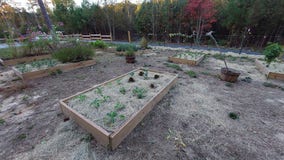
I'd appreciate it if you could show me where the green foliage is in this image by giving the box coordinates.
[125,48,135,56]
[106,111,118,124]
[95,87,103,95]
[263,43,283,65]
[229,112,239,120]
[119,87,126,95]
[140,37,148,49]
[90,98,102,108]
[114,102,126,111]
[15,59,59,73]
[23,38,53,56]
[186,70,197,78]
[164,63,183,71]
[52,45,94,63]
[90,40,107,49]
[76,94,87,102]
[116,44,138,52]
[0,119,5,125]
[263,82,278,88]
[132,87,147,99]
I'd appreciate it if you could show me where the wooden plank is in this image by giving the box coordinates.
[255,59,284,80]
[13,59,96,80]
[60,101,110,146]
[168,54,205,66]
[110,74,178,149]
[0,54,51,66]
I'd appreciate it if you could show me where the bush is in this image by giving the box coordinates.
[140,37,148,49]
[125,48,135,56]
[263,42,283,66]
[116,44,138,52]
[52,45,94,63]
[90,40,107,49]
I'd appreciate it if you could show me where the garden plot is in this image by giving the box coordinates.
[0,54,51,66]
[168,52,205,66]
[255,59,284,80]
[60,68,178,149]
[12,58,96,80]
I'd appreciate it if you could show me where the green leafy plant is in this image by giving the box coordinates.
[0,118,5,125]
[102,95,110,102]
[90,98,102,108]
[17,133,27,140]
[90,40,107,49]
[132,87,147,99]
[119,87,126,94]
[116,44,138,52]
[76,94,87,102]
[95,87,103,95]
[52,45,94,63]
[263,43,283,66]
[186,70,197,78]
[114,102,126,111]
[125,48,135,56]
[106,111,118,124]
[143,69,149,79]
[229,112,239,120]
[119,115,125,120]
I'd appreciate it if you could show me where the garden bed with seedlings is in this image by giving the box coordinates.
[255,59,284,80]
[0,54,52,66]
[12,58,96,80]
[59,68,178,149]
[168,51,205,66]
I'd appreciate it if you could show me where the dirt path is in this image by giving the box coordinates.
[1,48,284,160]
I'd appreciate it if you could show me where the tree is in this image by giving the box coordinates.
[184,0,217,45]
[38,0,53,31]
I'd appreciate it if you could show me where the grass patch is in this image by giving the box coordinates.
[185,70,197,78]
[229,112,239,120]
[0,118,5,125]
[164,63,183,71]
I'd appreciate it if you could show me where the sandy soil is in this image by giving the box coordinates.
[0,47,284,160]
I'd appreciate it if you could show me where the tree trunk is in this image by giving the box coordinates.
[38,0,52,32]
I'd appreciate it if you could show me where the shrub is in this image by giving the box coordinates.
[52,45,94,63]
[116,44,138,52]
[125,48,135,56]
[140,37,148,49]
[263,42,283,66]
[90,40,107,49]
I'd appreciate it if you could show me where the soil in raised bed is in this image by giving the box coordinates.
[258,59,284,73]
[173,52,204,60]
[66,69,175,132]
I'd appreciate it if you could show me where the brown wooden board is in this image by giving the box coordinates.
[12,59,96,81]
[168,54,205,66]
[255,59,284,81]
[0,54,51,66]
[59,68,178,149]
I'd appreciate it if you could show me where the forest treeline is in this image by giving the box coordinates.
[0,0,283,48]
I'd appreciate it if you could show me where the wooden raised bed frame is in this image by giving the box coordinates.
[255,59,284,81]
[59,68,178,149]
[0,54,51,66]
[12,59,96,80]
[168,54,205,66]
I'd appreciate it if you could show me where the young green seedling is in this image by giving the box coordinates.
[143,69,149,80]
[119,87,126,95]
[102,95,110,102]
[76,94,87,102]
[114,102,126,111]
[95,87,103,95]
[132,87,147,99]
[106,111,117,124]
[90,98,102,108]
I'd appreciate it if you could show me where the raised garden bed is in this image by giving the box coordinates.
[168,52,205,66]
[12,58,96,80]
[59,68,178,149]
[0,54,51,66]
[255,59,284,80]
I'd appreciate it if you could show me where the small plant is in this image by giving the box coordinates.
[125,48,135,57]
[154,74,160,79]
[139,71,144,76]
[263,42,283,66]
[132,87,147,99]
[150,83,155,89]
[119,115,125,120]
[129,72,134,77]
[106,111,118,124]
[241,77,252,83]
[95,87,103,95]
[119,87,126,94]
[229,112,239,120]
[90,98,102,108]
[143,69,149,79]
[90,40,107,49]
[263,82,278,88]
[76,94,87,102]
[186,70,197,78]
[116,79,122,85]
[128,77,135,83]
[80,134,93,142]
[114,102,126,111]
[140,37,148,49]
[164,63,183,71]
[102,95,110,102]
[0,118,5,125]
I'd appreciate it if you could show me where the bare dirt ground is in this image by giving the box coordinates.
[1,47,284,160]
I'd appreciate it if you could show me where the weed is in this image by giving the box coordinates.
[225,82,233,87]
[80,134,93,142]
[22,95,29,101]
[116,79,122,85]
[164,63,183,71]
[114,102,126,111]
[186,70,197,78]
[0,119,5,125]
[229,112,239,120]
[17,133,27,140]
[133,87,147,99]
[102,95,110,102]
[119,87,126,95]
[129,72,134,77]
[76,94,87,102]
[143,69,149,79]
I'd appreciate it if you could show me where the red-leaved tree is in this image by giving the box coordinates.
[185,0,216,45]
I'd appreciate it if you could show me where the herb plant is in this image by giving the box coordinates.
[132,87,147,99]
[76,94,87,102]
[114,102,126,111]
[106,111,118,124]
[119,87,126,94]
[90,98,102,108]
